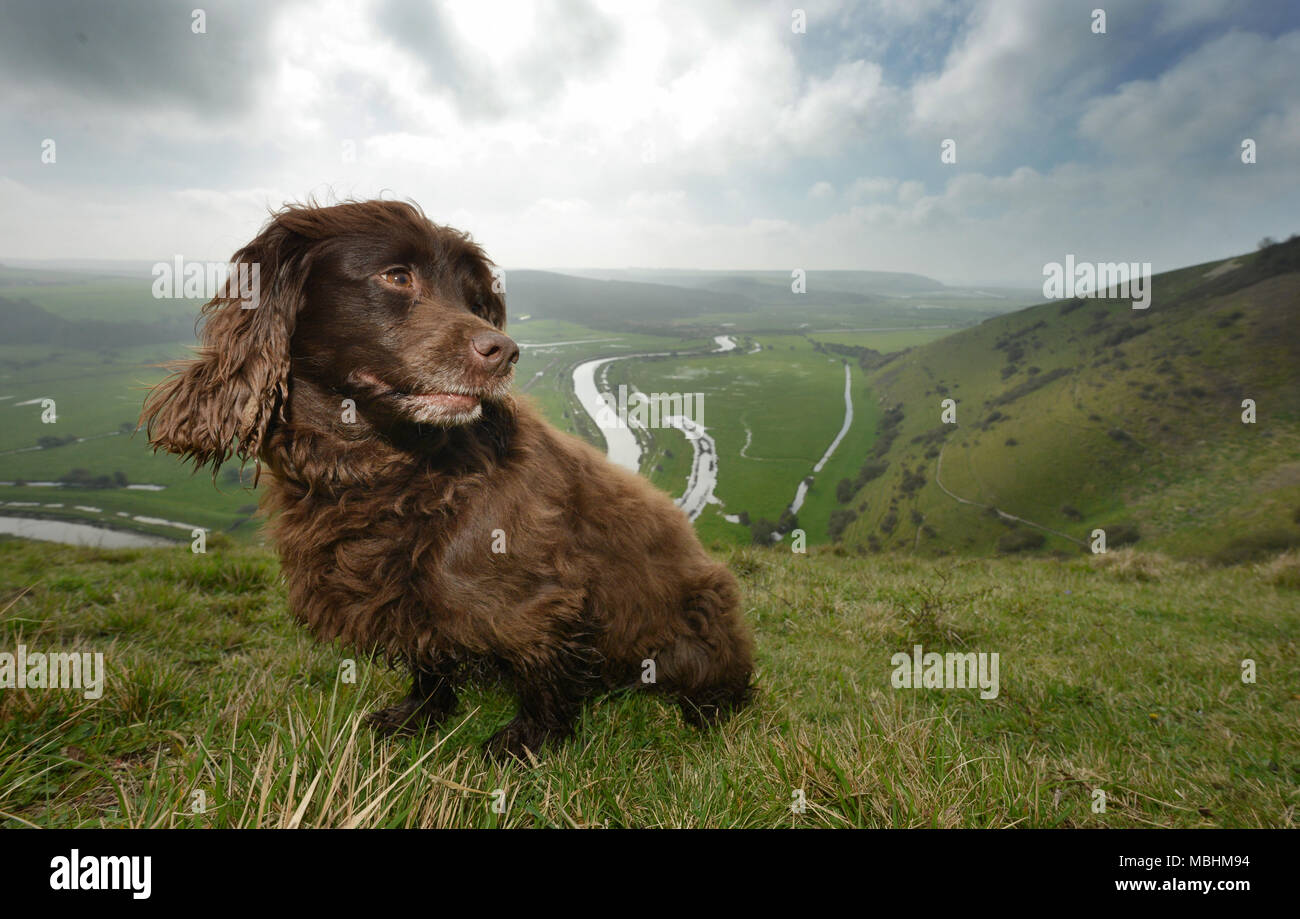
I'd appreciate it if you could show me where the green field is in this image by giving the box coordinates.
[0,343,258,539]
[606,335,881,546]
[2,538,1294,827]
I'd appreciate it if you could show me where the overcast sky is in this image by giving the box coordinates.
[1,0,1297,285]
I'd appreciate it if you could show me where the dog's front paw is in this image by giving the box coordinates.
[365,699,445,736]
[484,718,554,761]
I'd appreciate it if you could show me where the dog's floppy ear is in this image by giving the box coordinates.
[457,236,508,331]
[141,217,311,475]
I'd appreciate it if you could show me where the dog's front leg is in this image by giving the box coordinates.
[366,664,460,736]
[484,684,580,760]
[486,642,600,760]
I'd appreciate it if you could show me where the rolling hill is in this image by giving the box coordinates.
[506,269,753,325]
[827,237,1300,562]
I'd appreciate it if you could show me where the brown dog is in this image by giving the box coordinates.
[142,199,754,758]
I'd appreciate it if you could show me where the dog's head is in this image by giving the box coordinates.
[141,199,517,473]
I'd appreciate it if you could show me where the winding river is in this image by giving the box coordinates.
[0,516,174,548]
[571,337,735,520]
[571,356,647,472]
[570,337,855,526]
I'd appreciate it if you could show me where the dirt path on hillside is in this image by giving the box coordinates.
[935,445,1087,547]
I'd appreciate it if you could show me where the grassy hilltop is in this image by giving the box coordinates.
[829,238,1300,561]
[1,537,1296,828]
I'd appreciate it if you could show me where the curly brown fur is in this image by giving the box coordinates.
[142,199,755,760]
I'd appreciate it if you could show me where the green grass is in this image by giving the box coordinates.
[2,537,1295,828]
[0,343,260,540]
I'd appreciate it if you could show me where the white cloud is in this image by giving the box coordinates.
[908,0,1117,157]
[897,180,927,204]
[1078,30,1300,165]
[848,176,899,199]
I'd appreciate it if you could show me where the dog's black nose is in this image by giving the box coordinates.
[470,331,520,373]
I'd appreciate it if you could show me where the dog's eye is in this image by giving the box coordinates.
[379,268,414,289]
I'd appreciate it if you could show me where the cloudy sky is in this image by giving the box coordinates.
[1,0,1297,284]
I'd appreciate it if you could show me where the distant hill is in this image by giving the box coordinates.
[505,269,754,325]
[827,237,1300,562]
[0,294,194,347]
[0,259,159,281]
[561,267,949,297]
[507,268,1035,332]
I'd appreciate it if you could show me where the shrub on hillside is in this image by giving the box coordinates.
[836,461,889,503]
[750,508,800,546]
[748,518,779,545]
[59,468,117,489]
[827,509,858,542]
[869,406,906,460]
[989,367,1070,407]
[1213,529,1300,565]
[1105,523,1141,548]
[899,467,927,496]
[997,528,1046,553]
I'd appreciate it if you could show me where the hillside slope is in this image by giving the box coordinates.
[830,238,1300,561]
